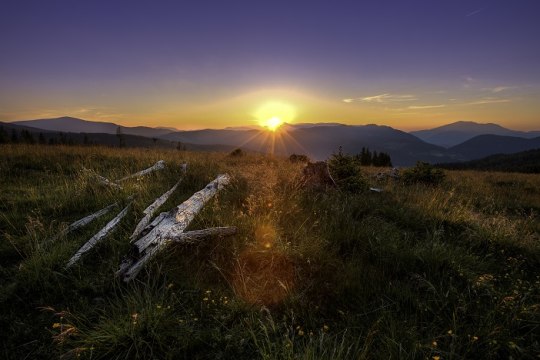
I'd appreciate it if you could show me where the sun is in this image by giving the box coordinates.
[263,116,284,131]
[254,101,295,131]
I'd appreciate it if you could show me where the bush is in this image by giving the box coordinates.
[229,148,244,157]
[401,161,445,185]
[289,154,310,163]
[328,147,368,192]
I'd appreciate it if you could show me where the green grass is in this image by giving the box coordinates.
[1,144,539,359]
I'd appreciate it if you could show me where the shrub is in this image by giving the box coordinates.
[289,154,310,163]
[401,161,445,185]
[328,147,368,192]
[229,148,244,157]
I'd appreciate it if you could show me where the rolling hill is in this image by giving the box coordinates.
[12,116,175,138]
[0,121,233,152]
[411,121,540,148]
[161,124,451,165]
[437,148,540,173]
[448,134,540,160]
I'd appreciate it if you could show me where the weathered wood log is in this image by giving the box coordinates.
[51,202,118,242]
[119,174,231,282]
[168,226,237,244]
[66,201,132,268]
[130,178,183,242]
[83,167,123,189]
[117,160,166,182]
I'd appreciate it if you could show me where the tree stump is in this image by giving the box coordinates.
[301,161,337,189]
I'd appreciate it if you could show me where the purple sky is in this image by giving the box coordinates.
[1,0,539,130]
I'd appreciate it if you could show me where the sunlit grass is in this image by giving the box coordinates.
[0,144,539,359]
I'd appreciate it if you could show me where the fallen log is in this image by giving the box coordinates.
[168,226,237,244]
[119,174,231,281]
[117,160,166,182]
[52,202,118,242]
[130,177,184,242]
[66,200,132,268]
[83,167,123,189]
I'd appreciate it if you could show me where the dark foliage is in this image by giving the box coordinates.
[328,147,368,192]
[402,161,446,185]
[437,148,540,174]
[289,154,310,163]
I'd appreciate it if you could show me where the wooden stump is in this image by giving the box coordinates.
[301,161,336,189]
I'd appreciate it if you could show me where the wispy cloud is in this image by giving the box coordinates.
[466,97,512,105]
[343,93,417,103]
[482,86,517,93]
[466,8,485,17]
[408,104,446,109]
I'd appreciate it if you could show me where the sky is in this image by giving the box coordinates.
[1,0,539,131]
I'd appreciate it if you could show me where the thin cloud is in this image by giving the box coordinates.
[482,86,517,93]
[343,93,417,103]
[466,8,485,17]
[466,98,512,105]
[408,104,446,109]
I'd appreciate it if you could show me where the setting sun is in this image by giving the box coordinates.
[254,101,295,131]
[263,116,283,131]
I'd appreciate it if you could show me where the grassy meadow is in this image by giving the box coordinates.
[0,144,539,359]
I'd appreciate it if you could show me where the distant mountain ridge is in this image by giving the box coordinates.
[12,116,175,138]
[437,148,540,173]
[448,134,540,160]
[411,121,540,148]
[5,116,540,166]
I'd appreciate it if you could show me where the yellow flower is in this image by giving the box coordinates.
[432,356,441,360]
[52,323,61,329]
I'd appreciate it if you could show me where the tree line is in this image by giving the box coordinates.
[355,147,392,167]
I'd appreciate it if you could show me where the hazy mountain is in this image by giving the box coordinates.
[437,148,540,173]
[12,117,174,138]
[161,124,451,166]
[0,121,233,152]
[411,121,540,148]
[448,134,540,160]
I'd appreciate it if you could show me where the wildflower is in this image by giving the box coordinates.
[323,324,329,332]
[432,340,438,347]
[203,297,209,301]
[298,329,304,336]
[52,323,61,329]
[447,330,453,335]
[472,336,479,341]
[433,356,441,360]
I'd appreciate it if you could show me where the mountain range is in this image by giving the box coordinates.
[411,121,540,148]
[2,117,540,166]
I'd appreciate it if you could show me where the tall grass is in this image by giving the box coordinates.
[1,144,538,359]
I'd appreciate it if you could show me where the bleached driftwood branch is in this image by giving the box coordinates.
[130,178,183,242]
[66,201,132,268]
[83,167,123,189]
[51,202,118,242]
[117,160,166,182]
[168,226,237,244]
[119,174,231,282]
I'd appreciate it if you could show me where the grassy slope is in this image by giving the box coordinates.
[0,144,539,359]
